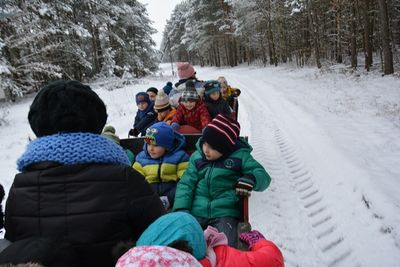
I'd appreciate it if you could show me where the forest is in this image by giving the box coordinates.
[0,0,158,98]
[161,0,399,74]
[1,0,399,100]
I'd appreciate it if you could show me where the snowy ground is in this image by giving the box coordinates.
[1,63,400,266]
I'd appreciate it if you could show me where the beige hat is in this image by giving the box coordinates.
[154,89,171,112]
[217,76,228,87]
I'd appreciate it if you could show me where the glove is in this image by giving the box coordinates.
[171,122,180,132]
[160,196,170,210]
[128,128,140,137]
[235,177,255,196]
[234,89,241,96]
[239,230,265,248]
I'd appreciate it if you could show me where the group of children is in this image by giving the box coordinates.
[130,62,241,137]
[126,62,271,249]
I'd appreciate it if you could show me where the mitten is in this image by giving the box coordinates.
[171,122,180,132]
[239,230,265,248]
[128,128,139,137]
[235,177,255,196]
[160,196,170,210]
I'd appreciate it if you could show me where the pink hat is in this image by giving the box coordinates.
[177,62,196,79]
[116,245,202,267]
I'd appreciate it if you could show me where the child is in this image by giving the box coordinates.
[203,80,232,119]
[154,89,176,125]
[146,87,158,102]
[169,62,205,107]
[116,212,284,267]
[102,125,135,165]
[173,114,271,246]
[200,226,284,267]
[172,80,211,133]
[133,122,189,210]
[217,76,241,108]
[129,92,156,137]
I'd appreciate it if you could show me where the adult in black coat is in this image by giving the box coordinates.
[4,80,165,267]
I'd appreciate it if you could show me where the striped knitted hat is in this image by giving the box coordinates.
[202,114,240,154]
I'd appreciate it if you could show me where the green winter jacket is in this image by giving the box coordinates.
[173,138,271,219]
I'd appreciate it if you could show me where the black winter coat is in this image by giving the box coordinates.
[204,95,232,119]
[5,162,165,267]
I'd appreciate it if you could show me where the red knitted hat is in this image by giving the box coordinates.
[202,114,240,154]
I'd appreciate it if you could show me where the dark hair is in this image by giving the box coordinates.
[168,240,193,255]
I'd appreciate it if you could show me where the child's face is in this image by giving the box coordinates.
[137,102,148,111]
[147,144,167,159]
[220,84,227,94]
[182,100,196,110]
[147,92,157,102]
[209,92,220,101]
[202,142,223,161]
[156,109,169,120]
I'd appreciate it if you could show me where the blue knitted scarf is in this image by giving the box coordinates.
[17,132,130,171]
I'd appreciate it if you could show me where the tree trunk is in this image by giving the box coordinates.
[351,1,358,69]
[363,0,373,70]
[307,0,322,68]
[377,0,394,74]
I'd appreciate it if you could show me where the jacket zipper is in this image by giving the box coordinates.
[207,162,214,218]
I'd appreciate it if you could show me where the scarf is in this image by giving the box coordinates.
[17,132,130,171]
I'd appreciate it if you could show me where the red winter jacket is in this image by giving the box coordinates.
[199,240,284,267]
[172,99,211,131]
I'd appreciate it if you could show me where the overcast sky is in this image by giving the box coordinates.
[139,0,183,49]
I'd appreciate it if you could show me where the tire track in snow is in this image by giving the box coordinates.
[226,75,359,266]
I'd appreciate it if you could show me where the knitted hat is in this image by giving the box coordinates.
[217,76,228,87]
[163,82,173,95]
[136,92,151,105]
[144,122,175,150]
[154,89,171,113]
[28,80,107,137]
[146,87,158,95]
[177,62,196,80]
[116,246,202,267]
[181,80,199,102]
[204,80,221,96]
[136,212,206,260]
[101,125,120,144]
[202,114,240,154]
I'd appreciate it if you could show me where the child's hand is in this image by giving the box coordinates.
[235,177,255,196]
[239,230,265,248]
[171,122,180,132]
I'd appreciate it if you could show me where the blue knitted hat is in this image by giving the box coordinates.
[135,92,151,105]
[136,212,206,260]
[163,82,173,95]
[144,122,175,150]
[204,80,221,96]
